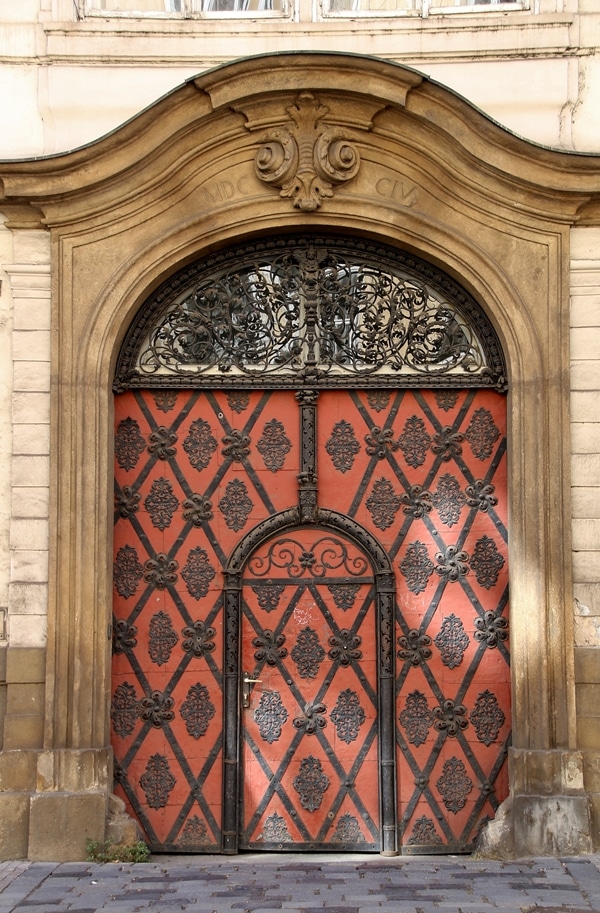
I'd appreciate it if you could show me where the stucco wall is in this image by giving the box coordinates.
[0,225,49,750]
[572,227,600,658]
[571,227,600,837]
[0,1,599,155]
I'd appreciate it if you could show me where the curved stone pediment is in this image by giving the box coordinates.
[1,52,599,229]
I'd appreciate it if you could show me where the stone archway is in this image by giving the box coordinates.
[110,235,510,855]
[0,52,596,859]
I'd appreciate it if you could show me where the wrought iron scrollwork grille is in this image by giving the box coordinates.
[114,237,506,392]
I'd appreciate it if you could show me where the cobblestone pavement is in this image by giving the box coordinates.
[0,854,599,913]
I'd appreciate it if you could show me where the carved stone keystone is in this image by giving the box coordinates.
[254,92,360,210]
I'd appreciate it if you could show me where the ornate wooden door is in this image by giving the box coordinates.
[112,234,510,854]
[239,529,380,851]
[112,385,508,854]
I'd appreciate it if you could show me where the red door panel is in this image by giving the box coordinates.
[318,388,510,852]
[112,389,300,851]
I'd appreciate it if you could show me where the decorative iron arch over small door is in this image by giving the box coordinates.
[112,235,510,854]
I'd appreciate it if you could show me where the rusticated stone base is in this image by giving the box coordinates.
[0,793,30,860]
[478,748,594,857]
[106,793,144,847]
[28,792,107,861]
[512,794,592,856]
[583,750,600,850]
[0,748,122,861]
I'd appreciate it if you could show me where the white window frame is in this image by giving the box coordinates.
[80,0,528,18]
[322,0,420,18]
[426,0,528,15]
[81,0,180,16]
[321,0,528,17]
[81,0,291,18]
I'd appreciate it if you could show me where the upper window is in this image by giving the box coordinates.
[114,235,506,392]
[324,0,525,15]
[82,0,525,16]
[83,0,289,15]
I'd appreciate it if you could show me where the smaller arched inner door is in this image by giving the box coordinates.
[239,527,381,851]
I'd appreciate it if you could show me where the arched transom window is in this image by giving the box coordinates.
[115,236,506,391]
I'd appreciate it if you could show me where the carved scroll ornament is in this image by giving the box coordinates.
[255,93,360,211]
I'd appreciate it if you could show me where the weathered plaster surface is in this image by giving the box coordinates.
[0,2,599,155]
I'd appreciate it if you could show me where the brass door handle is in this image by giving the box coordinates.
[242,671,262,708]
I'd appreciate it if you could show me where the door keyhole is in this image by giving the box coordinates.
[241,671,262,708]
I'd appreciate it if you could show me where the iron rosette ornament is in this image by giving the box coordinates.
[255,93,361,212]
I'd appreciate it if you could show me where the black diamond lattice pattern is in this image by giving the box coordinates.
[113,386,509,854]
[317,388,510,852]
[112,389,301,852]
